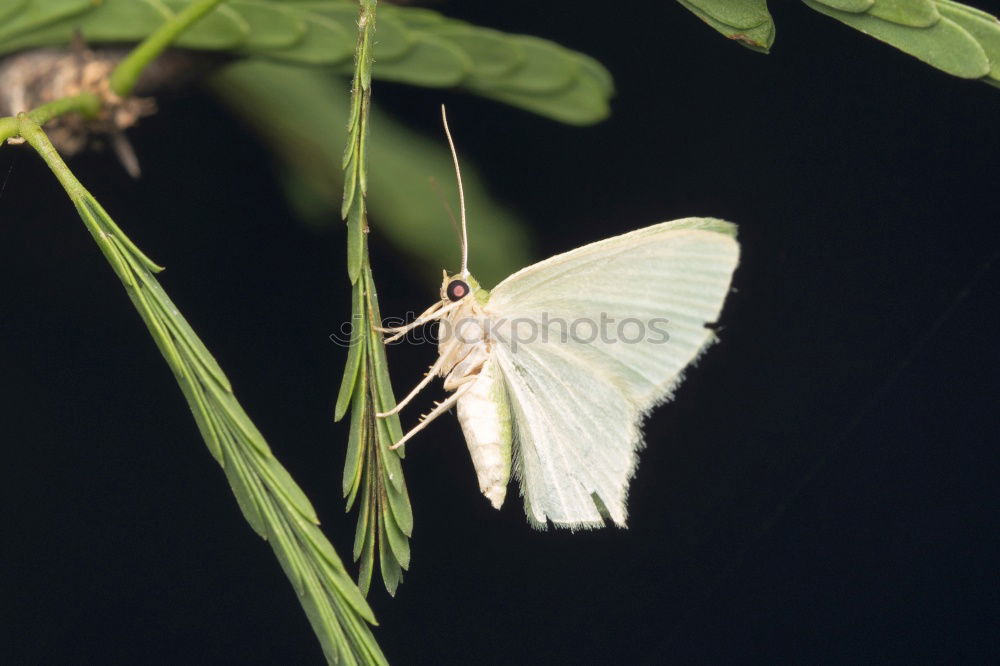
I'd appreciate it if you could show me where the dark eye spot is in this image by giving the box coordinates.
[447,279,470,302]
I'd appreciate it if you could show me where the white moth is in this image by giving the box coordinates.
[377,107,740,530]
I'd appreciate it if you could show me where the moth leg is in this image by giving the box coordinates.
[376,353,450,418]
[375,300,458,340]
[383,299,467,342]
[442,360,484,391]
[374,300,440,333]
[390,382,473,450]
[442,372,479,391]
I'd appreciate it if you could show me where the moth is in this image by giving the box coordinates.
[377,107,740,529]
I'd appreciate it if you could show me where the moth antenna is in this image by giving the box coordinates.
[441,104,469,277]
[428,176,464,250]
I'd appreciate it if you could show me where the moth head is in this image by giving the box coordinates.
[440,270,486,304]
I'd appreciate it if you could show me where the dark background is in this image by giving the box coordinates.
[2,2,998,664]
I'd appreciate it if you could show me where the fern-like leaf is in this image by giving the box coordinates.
[334,0,413,598]
[15,116,386,666]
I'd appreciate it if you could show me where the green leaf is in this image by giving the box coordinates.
[326,0,413,598]
[674,0,1000,90]
[486,35,578,93]
[936,0,998,22]
[228,0,307,50]
[803,0,990,78]
[346,197,364,283]
[425,23,523,82]
[867,0,940,28]
[381,505,411,570]
[471,72,611,127]
[334,281,366,422]
[376,512,403,596]
[17,118,386,666]
[811,0,875,11]
[356,503,376,596]
[363,267,405,447]
[353,477,373,561]
[938,1,1000,82]
[382,456,414,538]
[576,51,617,96]
[208,59,532,288]
[0,0,90,45]
[163,0,250,50]
[245,9,353,64]
[0,0,29,24]
[364,33,471,87]
[296,1,414,60]
[0,0,613,126]
[677,0,776,53]
[220,443,268,536]
[342,351,367,501]
[17,0,170,46]
[140,276,231,391]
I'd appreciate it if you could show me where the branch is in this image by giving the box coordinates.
[0,93,100,143]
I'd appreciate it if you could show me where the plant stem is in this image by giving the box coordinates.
[0,93,101,143]
[109,0,229,97]
[16,114,85,195]
[3,0,227,143]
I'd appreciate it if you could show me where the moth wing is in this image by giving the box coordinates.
[491,339,638,528]
[487,218,740,528]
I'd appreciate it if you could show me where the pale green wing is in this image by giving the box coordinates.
[486,218,740,529]
[491,339,638,528]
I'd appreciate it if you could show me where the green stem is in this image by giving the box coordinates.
[109,0,229,97]
[0,93,101,143]
[27,93,102,126]
[3,0,226,144]
[16,114,87,198]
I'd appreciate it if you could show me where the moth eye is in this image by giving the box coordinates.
[446,279,470,302]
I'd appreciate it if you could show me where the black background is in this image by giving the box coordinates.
[2,2,998,664]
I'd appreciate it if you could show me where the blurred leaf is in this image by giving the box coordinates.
[676,0,776,53]
[368,32,471,87]
[0,0,89,45]
[209,59,532,288]
[219,1,306,50]
[164,0,250,49]
[293,1,412,60]
[0,0,29,25]
[0,0,614,125]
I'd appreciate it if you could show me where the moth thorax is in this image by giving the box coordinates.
[442,307,489,346]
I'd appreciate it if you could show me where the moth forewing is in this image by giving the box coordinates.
[484,219,741,529]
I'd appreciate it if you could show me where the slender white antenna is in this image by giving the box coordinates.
[440,104,469,277]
